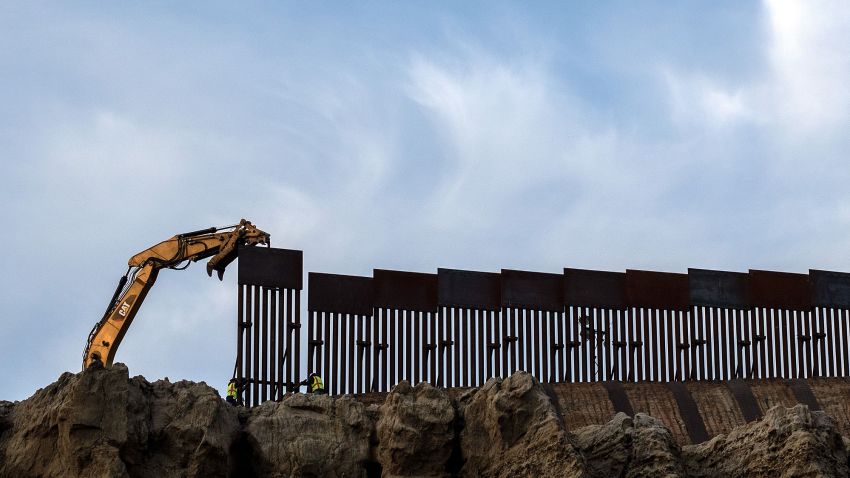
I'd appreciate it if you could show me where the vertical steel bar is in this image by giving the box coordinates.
[688,307,697,380]
[525,309,543,382]
[437,308,445,386]
[611,309,620,380]
[340,311,348,395]
[463,308,470,386]
[413,310,420,386]
[514,309,531,372]
[507,308,515,376]
[406,309,413,385]
[718,308,727,380]
[332,311,339,395]
[700,307,708,380]
[744,309,753,378]
[237,285,244,401]
[667,309,673,381]
[731,309,744,378]
[477,310,485,386]
[708,308,716,380]
[365,311,372,391]
[768,308,777,378]
[670,310,688,381]
[270,289,277,399]
[624,308,631,381]
[452,308,460,386]
[799,310,808,378]
[315,311,324,385]
[281,290,287,397]
[421,310,427,385]
[817,308,827,377]
[565,307,574,382]
[841,309,849,376]
[356,314,363,393]
[277,290,283,398]
[261,288,268,403]
[541,309,548,382]
[648,309,657,382]
[826,308,835,377]
[636,308,645,382]
[466,308,474,386]
[656,309,665,382]
[389,309,396,388]
[345,309,354,394]
[431,311,438,386]
[306,307,313,393]
[582,308,590,382]
[560,307,568,381]
[573,307,581,381]
[382,309,388,391]
[323,310,331,391]
[252,286,260,405]
[803,309,818,378]
[550,311,557,382]
[245,287,252,406]
[487,310,495,380]
[781,309,790,378]
[758,308,767,379]
[801,310,810,378]
[695,307,703,380]
[789,310,799,378]
[293,290,300,393]
[597,309,605,382]
[681,309,688,381]
[374,310,382,391]
[769,309,782,378]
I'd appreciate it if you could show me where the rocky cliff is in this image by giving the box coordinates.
[1,366,848,477]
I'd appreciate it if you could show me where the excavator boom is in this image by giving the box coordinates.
[83,219,269,369]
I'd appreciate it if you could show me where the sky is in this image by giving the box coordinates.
[1,1,849,401]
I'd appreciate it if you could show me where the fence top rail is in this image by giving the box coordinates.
[748,269,810,310]
[438,268,501,311]
[308,272,373,316]
[626,269,689,310]
[564,268,627,309]
[501,269,563,311]
[373,269,438,313]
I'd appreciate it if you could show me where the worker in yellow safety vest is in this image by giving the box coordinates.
[299,372,325,394]
[226,378,238,405]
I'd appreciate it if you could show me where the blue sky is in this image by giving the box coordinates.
[1,1,849,401]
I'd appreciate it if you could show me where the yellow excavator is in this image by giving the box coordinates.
[83,219,270,370]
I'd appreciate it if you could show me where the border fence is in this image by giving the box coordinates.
[235,246,850,405]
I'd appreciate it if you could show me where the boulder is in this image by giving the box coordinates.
[376,381,456,477]
[457,372,587,477]
[242,393,373,477]
[572,412,684,478]
[0,364,240,478]
[682,404,849,477]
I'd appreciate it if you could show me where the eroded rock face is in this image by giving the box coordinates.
[243,393,372,478]
[4,368,850,478]
[457,372,587,478]
[376,381,456,477]
[572,412,684,478]
[682,404,849,478]
[0,364,240,478]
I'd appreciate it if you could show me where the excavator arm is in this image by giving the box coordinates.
[83,219,269,369]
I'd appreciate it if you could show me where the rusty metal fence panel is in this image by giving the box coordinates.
[239,252,850,400]
[236,246,302,406]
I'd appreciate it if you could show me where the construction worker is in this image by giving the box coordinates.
[226,377,248,405]
[226,378,238,405]
[299,372,325,394]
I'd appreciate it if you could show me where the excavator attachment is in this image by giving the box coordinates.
[83,219,269,369]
